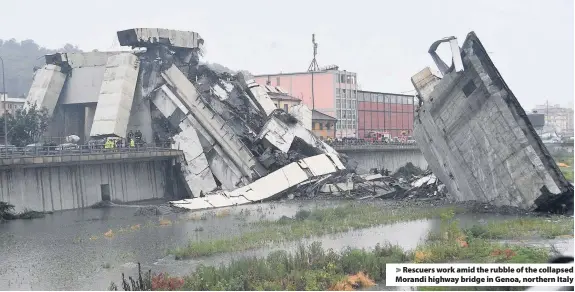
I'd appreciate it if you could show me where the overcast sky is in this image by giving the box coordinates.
[0,0,572,110]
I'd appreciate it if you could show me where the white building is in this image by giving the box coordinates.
[0,94,26,117]
[533,104,574,137]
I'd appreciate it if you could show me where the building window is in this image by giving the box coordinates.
[320,123,324,130]
[283,104,288,112]
[274,103,278,108]
[276,77,280,86]
[340,74,346,83]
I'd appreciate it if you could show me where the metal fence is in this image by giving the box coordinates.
[0,142,176,159]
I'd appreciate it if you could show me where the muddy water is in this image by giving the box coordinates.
[0,200,569,290]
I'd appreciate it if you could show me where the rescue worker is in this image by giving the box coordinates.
[130,138,135,148]
[104,139,111,149]
[128,130,134,142]
[135,130,142,143]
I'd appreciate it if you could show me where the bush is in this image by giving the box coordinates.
[0,201,16,220]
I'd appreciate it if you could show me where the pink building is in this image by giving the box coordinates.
[254,69,359,138]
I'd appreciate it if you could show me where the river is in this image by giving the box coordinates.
[0,200,570,290]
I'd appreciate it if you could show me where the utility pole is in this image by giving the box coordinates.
[307,34,320,110]
[0,56,7,152]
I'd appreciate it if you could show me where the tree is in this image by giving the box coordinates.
[0,102,50,147]
[0,39,82,98]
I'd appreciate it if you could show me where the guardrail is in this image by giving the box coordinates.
[0,143,176,159]
[327,141,418,147]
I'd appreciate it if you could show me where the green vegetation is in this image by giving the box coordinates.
[0,102,50,147]
[182,242,405,291]
[170,204,462,259]
[416,210,551,264]
[0,39,81,98]
[0,201,46,222]
[463,217,573,240]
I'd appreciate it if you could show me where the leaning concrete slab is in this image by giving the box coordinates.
[24,64,67,116]
[152,85,246,190]
[240,78,278,116]
[411,31,573,213]
[290,104,313,130]
[90,53,140,138]
[161,64,268,179]
[173,118,218,196]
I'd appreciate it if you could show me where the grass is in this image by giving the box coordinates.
[170,204,462,259]
[416,211,550,291]
[463,217,574,240]
[554,155,574,182]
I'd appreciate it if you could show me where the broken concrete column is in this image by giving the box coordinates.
[24,64,67,116]
[90,53,140,138]
[411,31,573,212]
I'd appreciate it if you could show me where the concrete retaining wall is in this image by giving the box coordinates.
[0,160,175,213]
[341,149,428,174]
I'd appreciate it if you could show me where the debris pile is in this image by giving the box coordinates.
[285,164,449,202]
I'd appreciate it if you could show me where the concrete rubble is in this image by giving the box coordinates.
[25,28,350,210]
[410,32,573,214]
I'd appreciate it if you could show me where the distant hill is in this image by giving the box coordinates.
[0,39,82,98]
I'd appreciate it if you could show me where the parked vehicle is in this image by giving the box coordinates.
[365,131,391,143]
[24,143,45,154]
[56,143,79,151]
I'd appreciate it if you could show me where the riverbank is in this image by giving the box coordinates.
[113,207,569,291]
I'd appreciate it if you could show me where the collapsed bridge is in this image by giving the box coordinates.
[23,28,346,210]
